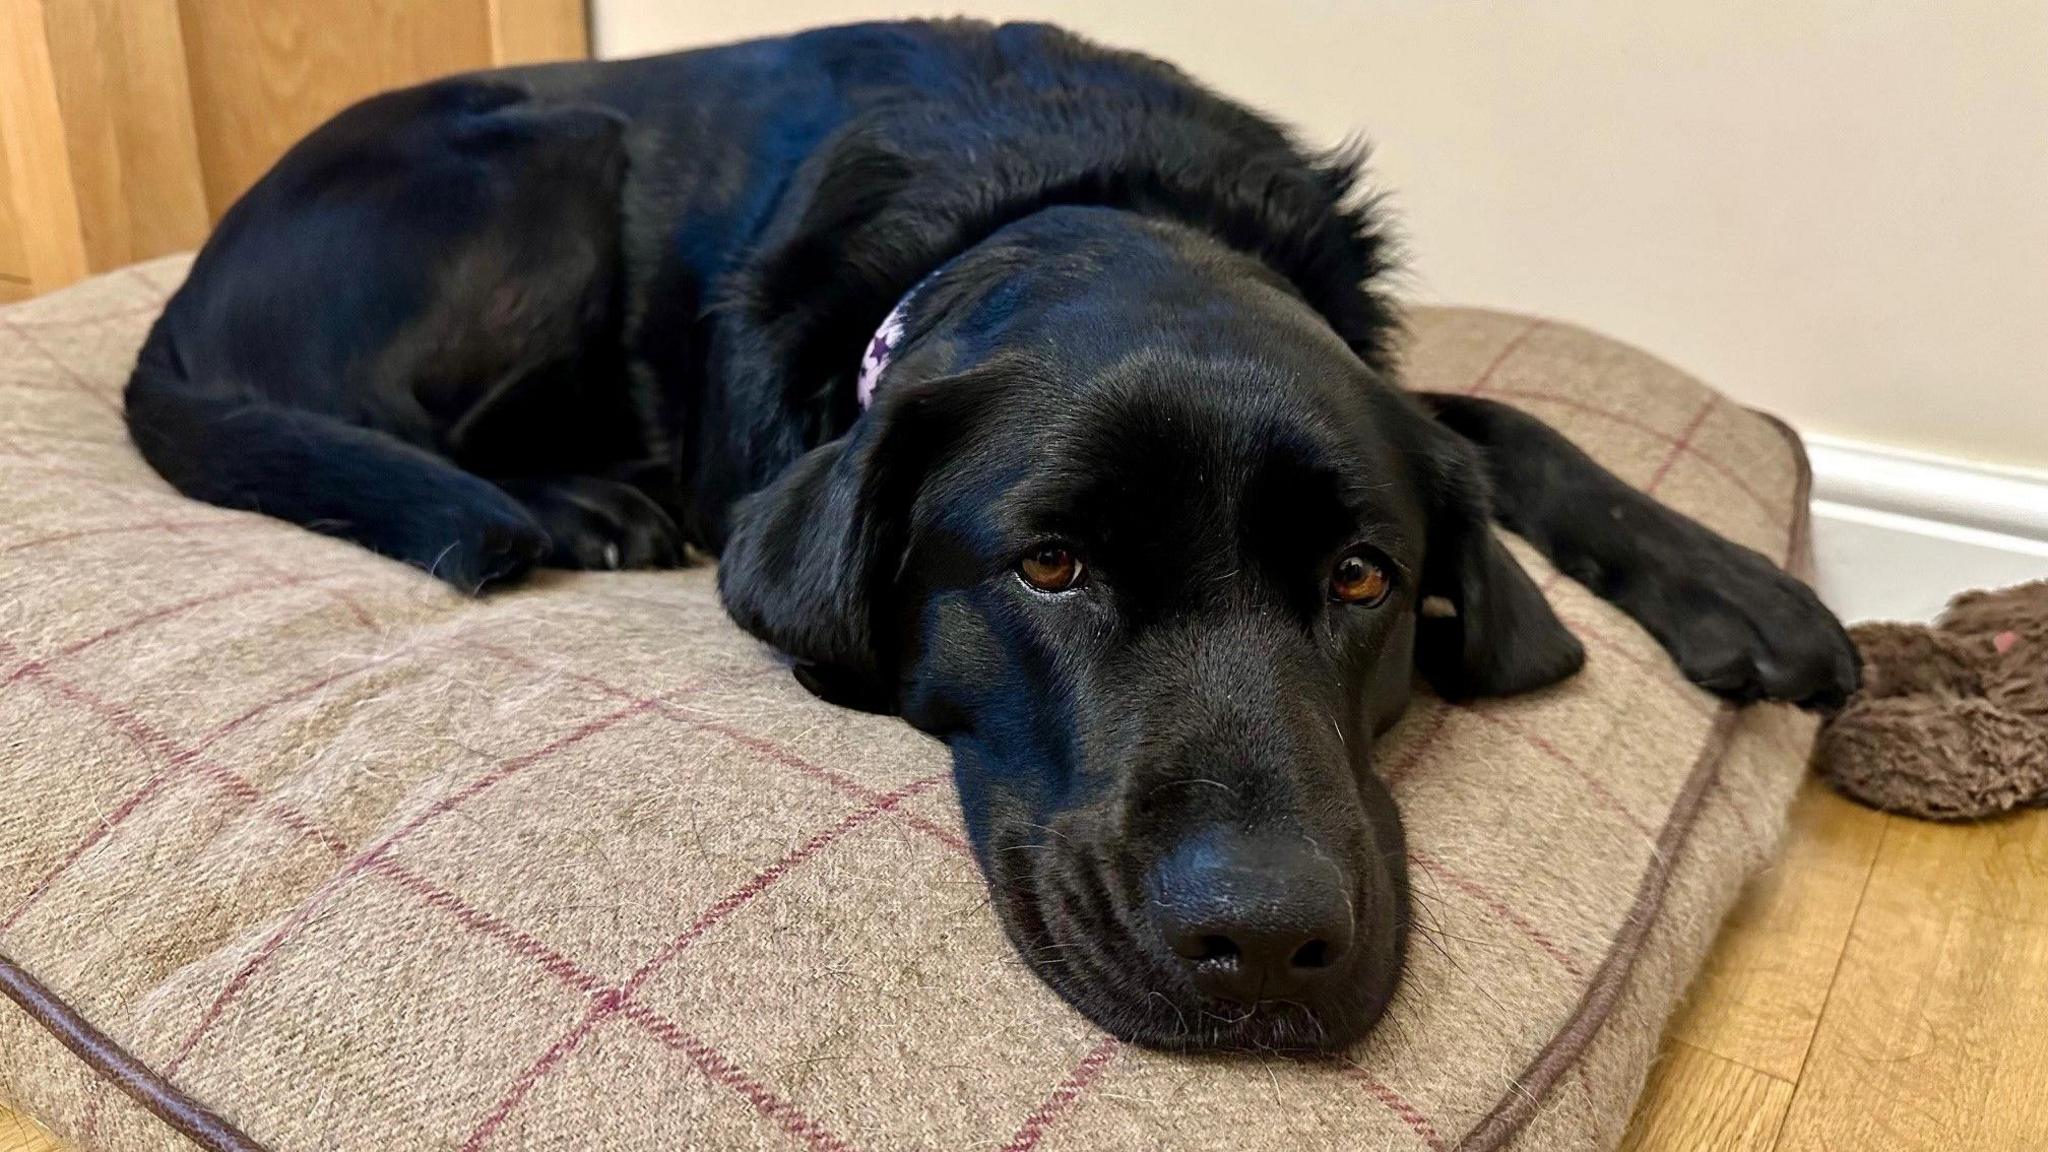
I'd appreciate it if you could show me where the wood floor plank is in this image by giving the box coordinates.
[1666,778,1888,1080]
[1620,1040,1794,1152]
[1776,809,2048,1152]
[1862,807,2048,928]
[0,1104,62,1152]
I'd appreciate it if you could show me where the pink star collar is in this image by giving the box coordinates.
[856,289,917,411]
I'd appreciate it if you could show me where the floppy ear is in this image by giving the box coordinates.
[716,378,973,713]
[1411,431,1585,700]
[717,428,892,711]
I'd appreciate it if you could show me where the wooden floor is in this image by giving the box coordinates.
[4,779,2043,1152]
[1623,779,2048,1152]
[0,1109,57,1152]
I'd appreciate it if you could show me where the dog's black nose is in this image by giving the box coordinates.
[1145,832,1356,1004]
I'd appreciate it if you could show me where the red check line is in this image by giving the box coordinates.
[463,638,975,858]
[625,774,947,995]
[1479,385,1781,521]
[0,647,414,932]
[0,662,188,931]
[1407,848,1586,980]
[1383,611,1714,801]
[182,758,352,856]
[1466,710,1655,842]
[434,644,1236,1152]
[367,859,606,997]
[1644,395,1717,495]
[678,714,974,856]
[0,431,379,631]
[158,698,658,1078]
[0,313,123,415]
[460,773,941,1152]
[1464,320,1546,397]
[1379,703,1454,790]
[999,1035,1122,1152]
[1348,1068,1449,1152]
[149,516,381,633]
[48,670,610,977]
[460,993,614,1152]
[422,919,855,1152]
[0,517,241,555]
[1554,611,1719,716]
[1,575,309,687]
[456,638,758,708]
[1139,668,1554,1146]
[620,1002,858,1152]
[13,633,837,1150]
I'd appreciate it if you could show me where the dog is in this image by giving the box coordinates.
[125,20,1858,1052]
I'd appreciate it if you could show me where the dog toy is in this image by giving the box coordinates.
[1813,579,2048,819]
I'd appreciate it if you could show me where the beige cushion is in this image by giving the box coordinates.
[0,258,1817,1152]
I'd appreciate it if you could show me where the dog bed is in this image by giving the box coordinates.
[1,258,1819,1152]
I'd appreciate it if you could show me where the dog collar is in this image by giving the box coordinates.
[857,282,926,410]
[856,292,913,411]
[859,255,966,410]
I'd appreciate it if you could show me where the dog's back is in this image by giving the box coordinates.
[125,20,1390,587]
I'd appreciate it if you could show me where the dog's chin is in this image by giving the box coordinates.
[987,847,1407,1053]
[1068,979,1401,1054]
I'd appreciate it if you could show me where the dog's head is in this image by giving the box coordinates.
[719,208,1583,1050]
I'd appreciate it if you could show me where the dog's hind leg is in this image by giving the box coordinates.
[127,82,642,591]
[126,344,551,591]
[494,476,686,570]
[1417,393,1861,710]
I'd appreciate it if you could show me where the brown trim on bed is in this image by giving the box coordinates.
[0,950,267,1152]
[1457,410,1819,1151]
[1455,707,1739,1150]
[1756,411,1820,584]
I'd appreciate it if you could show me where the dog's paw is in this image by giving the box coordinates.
[408,489,551,593]
[1628,539,1860,710]
[502,476,686,571]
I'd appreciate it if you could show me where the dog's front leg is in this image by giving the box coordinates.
[1417,393,1859,710]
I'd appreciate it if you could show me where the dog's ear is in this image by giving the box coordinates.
[1410,428,1585,700]
[716,377,977,713]
[717,432,894,712]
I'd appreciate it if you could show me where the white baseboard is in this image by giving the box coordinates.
[1804,435,2048,623]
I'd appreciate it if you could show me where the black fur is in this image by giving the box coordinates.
[126,20,1857,1051]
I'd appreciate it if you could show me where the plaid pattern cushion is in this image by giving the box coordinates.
[0,258,1818,1152]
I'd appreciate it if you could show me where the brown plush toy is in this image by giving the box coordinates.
[1813,579,2048,820]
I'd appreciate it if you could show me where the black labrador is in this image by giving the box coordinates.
[125,20,1857,1052]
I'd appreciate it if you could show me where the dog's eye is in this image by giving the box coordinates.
[1330,553,1391,606]
[1018,545,1085,593]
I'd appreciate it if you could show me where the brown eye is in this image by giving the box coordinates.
[1018,545,1085,593]
[1330,553,1391,606]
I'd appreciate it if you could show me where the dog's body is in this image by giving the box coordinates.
[131,19,1399,577]
[127,20,1857,1051]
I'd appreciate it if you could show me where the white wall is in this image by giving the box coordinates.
[595,1,2048,473]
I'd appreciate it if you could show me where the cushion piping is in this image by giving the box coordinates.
[0,950,263,1152]
[1458,410,1815,1150]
